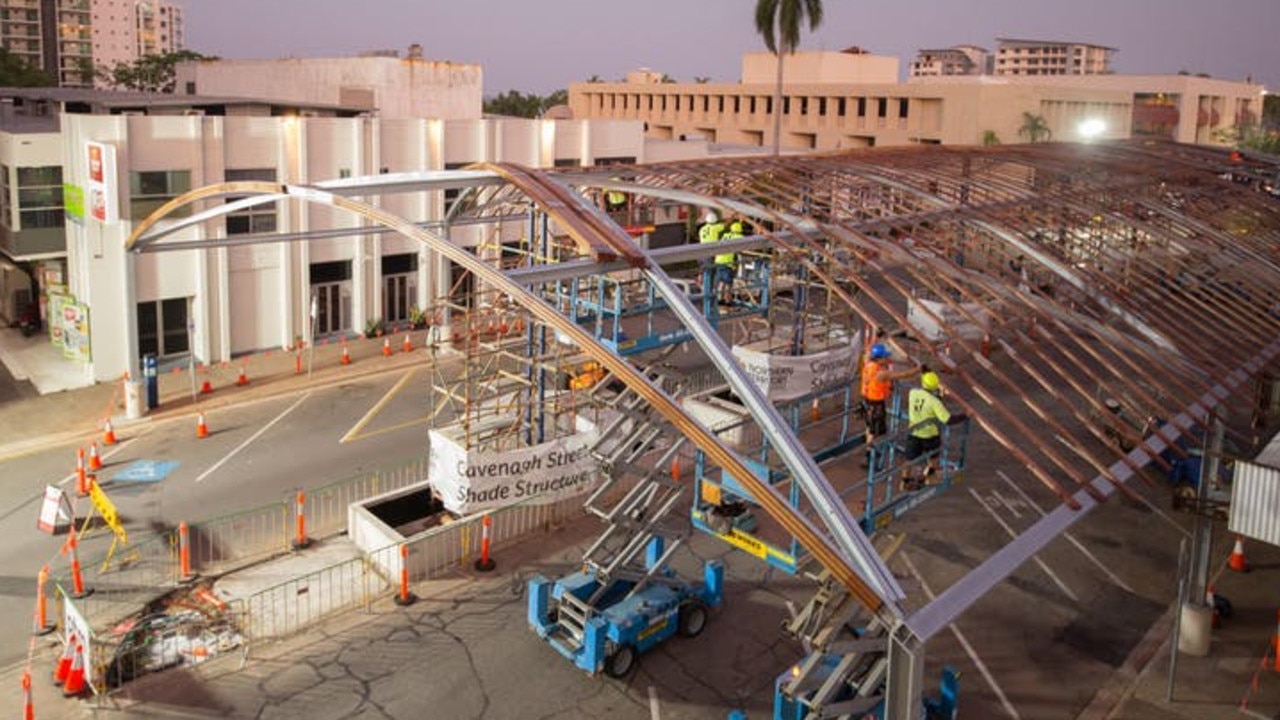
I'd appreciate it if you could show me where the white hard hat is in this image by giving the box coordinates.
[704,211,719,223]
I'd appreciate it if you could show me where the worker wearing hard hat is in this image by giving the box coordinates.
[859,340,922,466]
[902,370,958,491]
[698,211,733,304]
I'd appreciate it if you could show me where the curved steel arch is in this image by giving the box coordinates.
[126,176,893,615]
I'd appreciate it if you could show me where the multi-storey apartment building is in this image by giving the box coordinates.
[994,38,1113,77]
[0,0,184,88]
[909,45,989,78]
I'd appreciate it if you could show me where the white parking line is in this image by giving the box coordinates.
[968,487,1079,603]
[648,685,662,720]
[900,550,1021,720]
[195,393,310,484]
[997,470,1135,593]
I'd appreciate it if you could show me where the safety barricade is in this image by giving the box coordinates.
[305,458,426,538]
[239,555,384,642]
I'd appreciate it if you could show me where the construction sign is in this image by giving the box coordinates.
[88,481,126,545]
[37,485,72,534]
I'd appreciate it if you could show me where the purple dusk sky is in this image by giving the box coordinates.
[184,0,1279,95]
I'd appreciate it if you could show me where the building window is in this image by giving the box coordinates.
[0,164,10,230]
[224,168,277,235]
[129,170,191,220]
[17,166,64,230]
[137,296,190,359]
[382,253,418,324]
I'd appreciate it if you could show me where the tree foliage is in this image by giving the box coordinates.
[754,0,824,155]
[0,48,55,87]
[1017,112,1052,143]
[483,89,568,118]
[98,50,214,93]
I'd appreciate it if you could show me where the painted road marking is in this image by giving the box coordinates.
[968,487,1079,603]
[340,368,418,444]
[997,470,1135,593]
[901,549,1021,720]
[195,393,310,484]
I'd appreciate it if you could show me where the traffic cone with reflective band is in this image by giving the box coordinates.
[102,418,117,446]
[21,670,33,720]
[237,364,249,386]
[382,337,392,357]
[61,641,87,697]
[341,342,352,365]
[53,630,77,684]
[403,333,413,353]
[1229,535,1250,573]
[196,412,210,439]
[75,447,88,497]
[88,442,102,472]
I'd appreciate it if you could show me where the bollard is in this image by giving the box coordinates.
[21,670,32,720]
[291,491,312,550]
[474,514,496,572]
[178,521,196,583]
[394,543,416,606]
[64,528,92,599]
[1274,609,1279,672]
[32,565,54,635]
[294,353,303,375]
[75,447,88,497]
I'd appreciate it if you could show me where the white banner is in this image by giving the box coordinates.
[732,342,859,401]
[429,418,600,514]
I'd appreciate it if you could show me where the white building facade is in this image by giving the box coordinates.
[56,113,644,382]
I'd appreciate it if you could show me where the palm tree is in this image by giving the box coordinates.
[754,0,824,155]
[1018,112,1052,143]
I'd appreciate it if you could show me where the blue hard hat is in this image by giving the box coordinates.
[869,343,890,360]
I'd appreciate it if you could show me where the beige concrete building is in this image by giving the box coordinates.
[568,50,1263,150]
[175,45,484,121]
[0,0,184,88]
[909,45,989,78]
[994,38,1114,76]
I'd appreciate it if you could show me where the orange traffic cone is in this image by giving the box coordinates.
[200,378,213,394]
[53,630,77,685]
[382,337,392,357]
[403,333,413,353]
[340,343,352,365]
[1229,535,1250,573]
[21,669,32,720]
[61,641,86,697]
[102,418,117,446]
[196,412,210,439]
[88,442,102,472]
[236,364,249,386]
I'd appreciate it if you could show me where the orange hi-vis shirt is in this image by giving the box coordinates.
[861,359,891,401]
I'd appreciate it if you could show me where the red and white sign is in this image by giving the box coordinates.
[86,141,118,224]
[37,485,71,534]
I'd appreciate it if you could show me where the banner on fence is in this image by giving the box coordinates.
[731,341,859,401]
[429,417,601,514]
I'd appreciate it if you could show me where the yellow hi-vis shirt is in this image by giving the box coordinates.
[908,387,951,439]
[700,221,730,263]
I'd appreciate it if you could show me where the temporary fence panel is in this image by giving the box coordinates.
[52,532,179,628]
[240,556,386,641]
[188,502,292,576]
[307,457,427,538]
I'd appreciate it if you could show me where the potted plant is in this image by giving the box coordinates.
[364,317,385,338]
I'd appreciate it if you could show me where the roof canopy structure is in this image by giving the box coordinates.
[132,140,1280,627]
